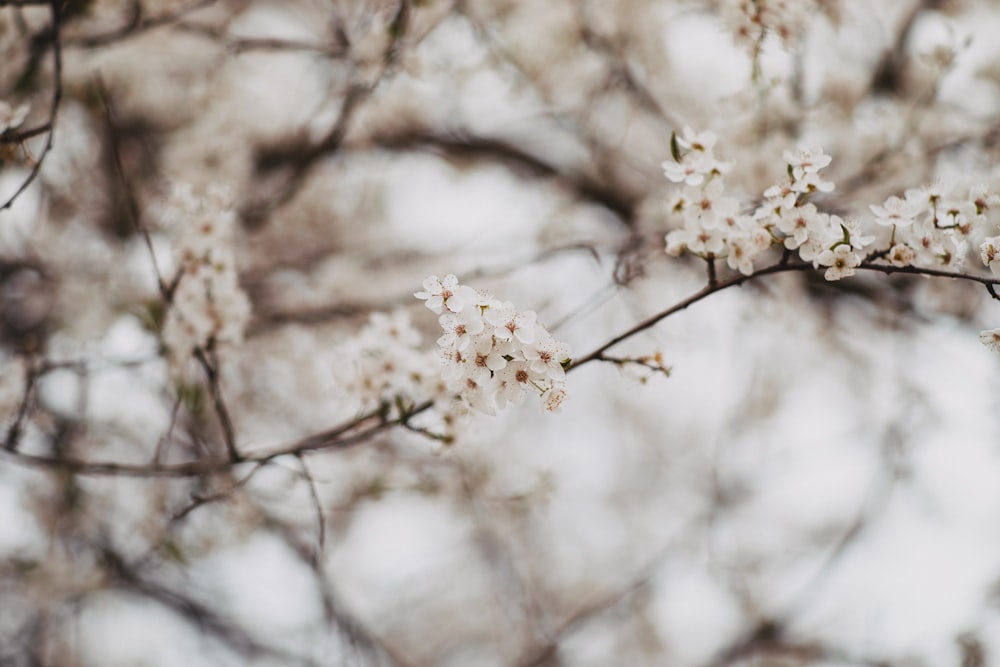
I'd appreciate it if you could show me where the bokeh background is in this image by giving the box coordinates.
[3,0,1000,665]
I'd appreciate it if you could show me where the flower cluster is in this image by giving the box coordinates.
[160,185,251,378]
[661,126,732,187]
[867,183,991,272]
[722,0,820,48]
[665,131,867,279]
[333,310,445,417]
[757,146,874,280]
[662,130,1000,355]
[416,274,570,415]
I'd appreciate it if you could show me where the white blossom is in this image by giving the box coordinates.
[725,232,760,275]
[980,329,1000,353]
[334,309,443,416]
[415,274,478,315]
[870,195,921,227]
[662,127,732,186]
[160,185,250,380]
[817,245,862,281]
[0,100,28,134]
[888,243,916,267]
[418,274,570,416]
[979,237,1000,277]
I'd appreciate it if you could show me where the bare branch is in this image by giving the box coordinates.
[1,0,62,212]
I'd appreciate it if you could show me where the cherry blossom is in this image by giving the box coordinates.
[416,274,571,415]
[980,329,1000,353]
[415,274,478,314]
[817,245,862,281]
[160,185,250,380]
[870,196,921,227]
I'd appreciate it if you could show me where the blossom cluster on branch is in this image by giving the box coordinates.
[332,309,444,417]
[664,129,862,279]
[415,274,571,415]
[663,126,1000,351]
[723,0,824,48]
[159,185,251,380]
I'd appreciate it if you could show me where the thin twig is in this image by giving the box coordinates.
[63,0,217,49]
[0,405,400,476]
[170,462,265,520]
[296,454,326,566]
[1,0,62,211]
[570,259,1000,370]
[0,122,52,144]
[3,357,37,452]
[194,346,241,462]
[96,76,171,299]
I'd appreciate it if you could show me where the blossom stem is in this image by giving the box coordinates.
[570,259,1000,371]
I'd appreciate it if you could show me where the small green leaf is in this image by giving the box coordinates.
[670,132,681,162]
[136,300,166,334]
[177,382,206,419]
[159,540,187,564]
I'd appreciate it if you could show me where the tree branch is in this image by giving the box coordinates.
[1,0,62,212]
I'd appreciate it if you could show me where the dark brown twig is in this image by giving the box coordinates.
[2,356,37,452]
[95,76,172,300]
[194,346,241,462]
[1,0,62,212]
[570,259,1000,370]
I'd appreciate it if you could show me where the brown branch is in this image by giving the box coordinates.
[514,556,664,667]
[193,346,241,462]
[265,520,417,667]
[241,0,420,226]
[297,455,326,566]
[569,259,1000,371]
[369,128,638,227]
[0,122,51,144]
[2,356,37,452]
[170,462,265,520]
[4,250,999,477]
[99,544,312,663]
[704,619,889,667]
[63,0,217,49]
[0,404,406,476]
[243,83,369,225]
[96,76,172,300]
[1,0,62,212]
[573,5,679,132]
[868,0,930,97]
[385,0,411,68]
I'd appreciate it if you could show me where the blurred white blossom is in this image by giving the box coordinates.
[160,185,250,380]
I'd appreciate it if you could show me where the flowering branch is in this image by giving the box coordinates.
[7,119,1000,482]
[572,258,1000,371]
[5,249,999,478]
